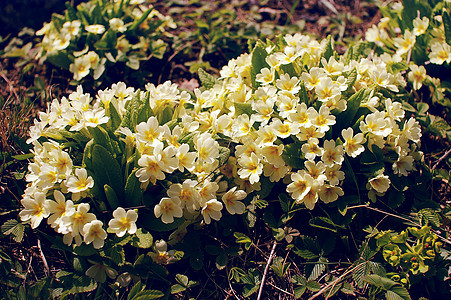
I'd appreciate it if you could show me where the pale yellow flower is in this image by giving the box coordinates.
[108,207,138,237]
[83,220,107,249]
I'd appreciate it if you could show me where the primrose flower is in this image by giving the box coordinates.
[61,203,96,237]
[82,108,109,128]
[393,30,416,55]
[154,197,183,224]
[70,56,91,81]
[167,180,201,213]
[109,18,127,32]
[108,207,138,237]
[85,262,117,283]
[301,137,323,161]
[64,168,94,194]
[136,153,166,184]
[85,24,105,34]
[301,67,327,90]
[194,132,219,164]
[47,190,74,229]
[342,128,366,158]
[325,164,345,186]
[319,185,344,203]
[149,240,177,265]
[222,187,247,214]
[19,192,52,229]
[237,152,263,184]
[369,174,391,193]
[321,140,344,167]
[430,42,451,64]
[408,65,427,90]
[413,16,429,36]
[62,20,81,37]
[309,105,336,133]
[255,67,275,85]
[201,199,223,224]
[287,170,313,203]
[393,154,415,176]
[275,73,300,94]
[136,116,163,146]
[83,220,107,249]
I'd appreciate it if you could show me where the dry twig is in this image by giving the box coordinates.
[256,240,277,300]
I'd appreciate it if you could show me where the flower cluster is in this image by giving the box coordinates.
[21,33,424,250]
[365,1,451,94]
[36,0,175,82]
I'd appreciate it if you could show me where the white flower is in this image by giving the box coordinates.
[109,18,127,32]
[167,180,201,213]
[61,203,96,237]
[412,16,429,36]
[64,168,94,193]
[321,140,344,167]
[369,174,391,193]
[154,197,183,224]
[85,24,105,34]
[287,171,313,202]
[70,56,91,81]
[194,132,219,164]
[429,42,451,64]
[201,199,223,224]
[407,64,427,90]
[319,185,344,203]
[136,153,166,184]
[342,128,366,158]
[47,190,74,229]
[222,187,247,215]
[108,207,138,237]
[19,192,52,229]
[237,152,263,184]
[83,220,107,249]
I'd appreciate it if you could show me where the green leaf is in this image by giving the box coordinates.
[389,285,411,300]
[353,261,372,288]
[170,284,186,294]
[131,290,164,300]
[127,282,144,300]
[1,219,24,242]
[129,7,153,31]
[65,2,77,21]
[336,88,372,132]
[401,0,416,30]
[88,126,115,155]
[215,252,228,270]
[282,142,304,169]
[250,40,270,89]
[307,257,327,281]
[294,286,307,299]
[124,170,143,207]
[104,184,120,209]
[321,35,334,61]
[234,102,253,117]
[198,68,217,89]
[133,228,153,249]
[305,280,321,292]
[94,29,117,50]
[46,52,72,70]
[234,232,253,250]
[91,144,124,206]
[417,208,441,227]
[344,68,357,94]
[309,216,345,232]
[444,11,451,46]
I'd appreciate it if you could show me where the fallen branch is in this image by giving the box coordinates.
[256,240,277,300]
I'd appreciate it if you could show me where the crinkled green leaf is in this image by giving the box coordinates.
[124,170,143,207]
[198,68,217,89]
[250,40,270,89]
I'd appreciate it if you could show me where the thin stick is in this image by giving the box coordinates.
[267,281,294,297]
[432,148,451,170]
[256,240,277,300]
[37,239,50,276]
